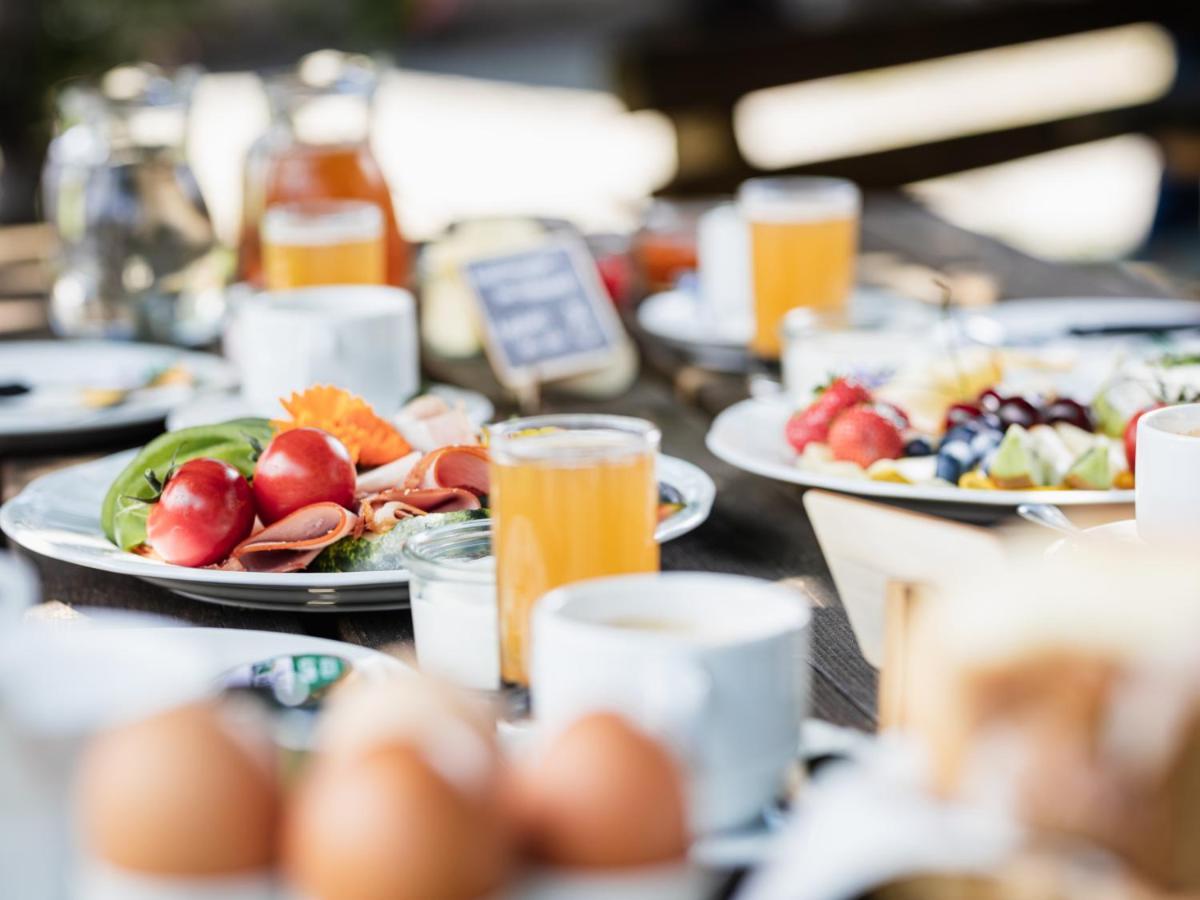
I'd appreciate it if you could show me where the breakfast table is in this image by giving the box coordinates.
[0,193,1186,733]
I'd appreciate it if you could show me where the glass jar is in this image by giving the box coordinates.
[41,65,228,346]
[238,51,410,289]
[400,520,499,691]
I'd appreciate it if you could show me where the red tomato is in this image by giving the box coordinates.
[253,428,356,524]
[146,459,255,567]
[1124,403,1165,473]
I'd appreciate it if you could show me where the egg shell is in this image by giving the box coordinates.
[514,713,690,868]
[283,743,513,900]
[76,702,279,877]
[315,673,501,795]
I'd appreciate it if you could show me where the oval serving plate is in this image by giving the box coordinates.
[1,451,715,612]
[707,397,1133,515]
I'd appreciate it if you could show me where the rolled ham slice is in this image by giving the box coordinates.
[396,395,480,452]
[359,487,482,534]
[231,503,358,573]
[368,487,482,514]
[405,445,490,497]
[355,450,422,496]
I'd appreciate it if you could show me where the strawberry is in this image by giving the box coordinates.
[1123,403,1164,473]
[819,378,872,411]
[827,406,904,468]
[784,379,872,453]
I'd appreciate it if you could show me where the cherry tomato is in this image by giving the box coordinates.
[253,428,356,524]
[146,458,255,567]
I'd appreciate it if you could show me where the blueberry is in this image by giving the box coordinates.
[940,424,976,449]
[969,428,1002,459]
[936,453,963,483]
[936,440,975,482]
[904,437,933,457]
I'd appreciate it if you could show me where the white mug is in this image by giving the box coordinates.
[696,203,752,334]
[228,285,418,417]
[531,572,810,834]
[1136,403,1200,545]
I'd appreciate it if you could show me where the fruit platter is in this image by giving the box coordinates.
[706,345,1187,513]
[2,387,715,610]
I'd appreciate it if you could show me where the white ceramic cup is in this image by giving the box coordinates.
[1136,403,1200,544]
[531,572,810,834]
[228,285,418,416]
[696,203,752,334]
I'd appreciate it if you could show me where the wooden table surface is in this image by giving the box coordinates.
[0,194,1187,733]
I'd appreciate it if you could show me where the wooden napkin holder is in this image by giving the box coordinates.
[803,490,1008,730]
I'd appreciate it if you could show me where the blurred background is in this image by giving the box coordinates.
[3,0,1197,271]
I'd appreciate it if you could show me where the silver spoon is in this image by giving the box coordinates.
[1016,503,1082,538]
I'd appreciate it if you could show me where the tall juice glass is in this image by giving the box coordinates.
[261,200,386,289]
[490,415,661,687]
[739,177,861,364]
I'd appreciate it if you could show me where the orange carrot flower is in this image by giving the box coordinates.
[273,386,412,467]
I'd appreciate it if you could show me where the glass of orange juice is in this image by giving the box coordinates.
[261,199,386,290]
[490,415,661,687]
[738,177,861,364]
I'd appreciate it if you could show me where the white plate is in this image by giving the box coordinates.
[0,341,236,440]
[1,452,715,611]
[166,383,495,432]
[638,289,753,350]
[706,396,1134,509]
[966,296,1200,345]
[108,623,406,678]
[637,286,929,373]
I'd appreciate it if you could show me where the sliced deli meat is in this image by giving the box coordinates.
[405,445,490,497]
[359,487,482,534]
[355,450,422,496]
[396,395,480,452]
[231,503,359,573]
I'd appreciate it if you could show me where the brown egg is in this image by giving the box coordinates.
[284,743,512,900]
[515,712,689,868]
[316,673,501,793]
[76,701,279,875]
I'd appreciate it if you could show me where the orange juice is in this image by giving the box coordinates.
[261,200,386,289]
[749,217,857,359]
[740,177,861,361]
[240,142,410,288]
[490,420,661,686]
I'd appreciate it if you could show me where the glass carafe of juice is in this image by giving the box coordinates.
[238,52,409,288]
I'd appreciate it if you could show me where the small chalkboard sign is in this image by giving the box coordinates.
[462,238,624,389]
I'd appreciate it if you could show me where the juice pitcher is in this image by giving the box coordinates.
[239,51,410,289]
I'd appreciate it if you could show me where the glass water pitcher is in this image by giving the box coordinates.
[41,65,228,346]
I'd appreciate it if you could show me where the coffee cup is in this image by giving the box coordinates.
[1136,403,1200,544]
[227,285,418,416]
[531,572,810,833]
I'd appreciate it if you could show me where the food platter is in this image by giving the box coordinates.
[0,341,237,449]
[1,451,715,611]
[707,396,1133,516]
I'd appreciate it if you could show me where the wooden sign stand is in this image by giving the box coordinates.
[460,237,625,402]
